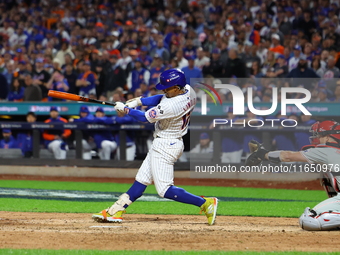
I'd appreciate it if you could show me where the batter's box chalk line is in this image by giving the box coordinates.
[90,226,126,228]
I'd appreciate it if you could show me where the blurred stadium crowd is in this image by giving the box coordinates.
[0,0,340,102]
[0,0,339,161]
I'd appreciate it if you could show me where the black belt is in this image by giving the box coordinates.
[156,136,181,140]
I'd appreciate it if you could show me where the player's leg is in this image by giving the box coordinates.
[47,140,57,156]
[221,152,231,163]
[299,194,340,230]
[151,138,218,225]
[126,144,136,161]
[99,140,117,160]
[320,172,338,197]
[320,172,340,198]
[229,149,243,163]
[82,139,92,160]
[48,140,67,160]
[92,150,152,222]
[74,139,92,160]
[334,173,340,192]
[59,141,68,159]
[116,144,136,161]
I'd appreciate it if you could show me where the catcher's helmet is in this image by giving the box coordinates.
[309,120,340,144]
[156,68,186,90]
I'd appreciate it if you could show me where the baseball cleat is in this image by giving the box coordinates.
[200,197,218,225]
[92,209,125,223]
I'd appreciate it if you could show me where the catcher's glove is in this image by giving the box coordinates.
[245,140,269,166]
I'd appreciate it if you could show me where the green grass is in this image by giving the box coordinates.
[0,250,338,255]
[0,198,318,217]
[0,180,326,200]
[0,180,327,218]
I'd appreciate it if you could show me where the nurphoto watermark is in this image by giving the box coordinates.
[201,85,311,128]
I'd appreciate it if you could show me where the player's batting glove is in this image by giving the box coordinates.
[125,97,142,108]
[114,102,126,114]
[245,140,269,166]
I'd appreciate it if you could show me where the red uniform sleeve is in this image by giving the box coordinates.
[42,119,55,141]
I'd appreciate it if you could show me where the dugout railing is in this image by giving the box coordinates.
[0,122,311,166]
[0,122,154,161]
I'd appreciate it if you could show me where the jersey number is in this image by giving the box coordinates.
[181,112,191,130]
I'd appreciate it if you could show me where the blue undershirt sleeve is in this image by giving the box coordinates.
[140,94,163,106]
[126,108,149,123]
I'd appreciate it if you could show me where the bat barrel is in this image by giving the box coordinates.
[48,90,116,106]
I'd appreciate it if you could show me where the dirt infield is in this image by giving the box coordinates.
[0,175,331,252]
[1,212,339,252]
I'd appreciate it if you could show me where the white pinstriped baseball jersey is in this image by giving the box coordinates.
[145,85,196,139]
[135,85,196,197]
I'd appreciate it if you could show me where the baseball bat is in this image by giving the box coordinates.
[47,90,116,107]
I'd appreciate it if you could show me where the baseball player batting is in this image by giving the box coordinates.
[246,120,340,231]
[92,68,218,225]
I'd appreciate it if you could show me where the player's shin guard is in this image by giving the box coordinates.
[299,207,340,231]
[299,207,321,231]
[107,181,146,215]
[107,193,133,215]
[321,173,338,198]
[164,186,206,207]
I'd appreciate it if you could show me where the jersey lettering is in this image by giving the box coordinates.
[145,85,196,138]
[181,111,191,130]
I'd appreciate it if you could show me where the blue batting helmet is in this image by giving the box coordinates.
[156,69,186,90]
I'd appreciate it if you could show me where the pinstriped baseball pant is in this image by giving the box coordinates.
[135,137,183,197]
[47,140,67,160]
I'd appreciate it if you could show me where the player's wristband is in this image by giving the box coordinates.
[267,151,282,163]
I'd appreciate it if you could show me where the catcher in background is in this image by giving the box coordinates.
[246,120,340,231]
